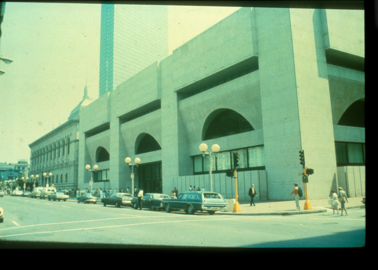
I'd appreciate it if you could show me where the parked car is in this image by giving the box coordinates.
[161,191,227,215]
[32,187,44,198]
[0,190,4,197]
[131,193,171,210]
[77,193,97,204]
[0,206,4,223]
[40,187,57,199]
[48,192,69,202]
[102,193,133,207]
[12,189,23,196]
[22,191,32,197]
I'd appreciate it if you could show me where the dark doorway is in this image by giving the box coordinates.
[138,161,162,194]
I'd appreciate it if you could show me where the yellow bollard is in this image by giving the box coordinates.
[304,182,312,210]
[233,169,241,212]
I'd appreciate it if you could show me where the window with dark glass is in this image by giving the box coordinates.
[193,145,265,174]
[335,142,365,165]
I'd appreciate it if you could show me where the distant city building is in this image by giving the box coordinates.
[99,4,169,96]
[0,160,29,181]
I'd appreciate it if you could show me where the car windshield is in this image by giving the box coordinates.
[203,193,222,199]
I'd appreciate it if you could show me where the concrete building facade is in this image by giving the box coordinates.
[99,4,169,96]
[68,8,364,201]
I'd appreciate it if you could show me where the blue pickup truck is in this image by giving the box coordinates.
[161,191,227,215]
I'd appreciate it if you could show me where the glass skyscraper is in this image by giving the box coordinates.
[99,4,169,96]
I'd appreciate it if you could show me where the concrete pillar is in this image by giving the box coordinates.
[255,8,337,199]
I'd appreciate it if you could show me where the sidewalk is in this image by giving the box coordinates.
[218,196,365,215]
[67,196,365,215]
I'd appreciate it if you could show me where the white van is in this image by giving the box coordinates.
[40,187,57,199]
[32,187,45,198]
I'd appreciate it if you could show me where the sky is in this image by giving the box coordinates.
[0,2,240,164]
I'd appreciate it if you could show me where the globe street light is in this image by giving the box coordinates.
[199,143,220,192]
[125,157,141,197]
[85,164,98,193]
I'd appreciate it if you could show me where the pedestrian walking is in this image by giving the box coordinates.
[189,185,193,191]
[134,188,138,197]
[290,183,300,210]
[138,189,144,210]
[126,187,130,193]
[174,187,178,197]
[248,184,258,206]
[330,190,340,214]
[338,187,348,216]
[171,191,176,198]
[76,189,79,198]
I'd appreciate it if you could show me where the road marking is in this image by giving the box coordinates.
[12,221,20,227]
[0,217,239,239]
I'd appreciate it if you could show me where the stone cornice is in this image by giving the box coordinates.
[29,119,79,148]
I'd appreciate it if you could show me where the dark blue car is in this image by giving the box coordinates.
[161,191,227,215]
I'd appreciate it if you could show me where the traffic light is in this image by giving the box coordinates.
[302,175,309,183]
[233,152,239,169]
[306,168,314,175]
[299,150,305,166]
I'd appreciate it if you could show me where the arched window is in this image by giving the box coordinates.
[96,147,110,162]
[338,99,365,128]
[136,133,161,154]
[203,109,254,140]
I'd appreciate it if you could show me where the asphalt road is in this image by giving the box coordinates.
[0,195,366,248]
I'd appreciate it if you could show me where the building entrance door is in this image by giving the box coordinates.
[138,161,162,194]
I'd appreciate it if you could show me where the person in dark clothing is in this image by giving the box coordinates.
[248,184,258,206]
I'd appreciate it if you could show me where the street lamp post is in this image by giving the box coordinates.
[43,172,52,187]
[125,157,141,197]
[199,143,220,192]
[85,164,98,193]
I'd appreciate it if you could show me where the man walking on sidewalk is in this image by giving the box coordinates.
[290,183,300,210]
[338,187,348,216]
[248,184,258,206]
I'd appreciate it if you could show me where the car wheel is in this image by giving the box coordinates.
[0,218,3,223]
[187,205,195,215]
[64,199,66,202]
[77,200,80,203]
[165,203,171,213]
[151,206,155,211]
[103,203,106,207]
[115,202,120,208]
[208,211,215,215]
[133,202,138,209]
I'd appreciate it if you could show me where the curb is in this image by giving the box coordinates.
[216,209,327,216]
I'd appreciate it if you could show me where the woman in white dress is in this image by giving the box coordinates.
[330,190,339,215]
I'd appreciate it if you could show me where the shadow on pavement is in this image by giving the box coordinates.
[239,229,365,248]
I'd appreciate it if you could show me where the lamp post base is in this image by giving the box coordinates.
[304,200,312,210]
[233,201,241,212]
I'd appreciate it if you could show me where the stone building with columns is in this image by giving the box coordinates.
[28,87,92,190]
